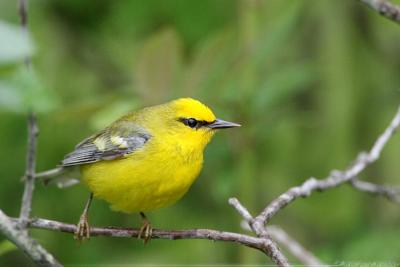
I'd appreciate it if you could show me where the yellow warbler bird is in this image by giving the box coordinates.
[60,98,240,241]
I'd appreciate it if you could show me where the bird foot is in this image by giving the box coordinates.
[138,217,152,244]
[74,213,90,242]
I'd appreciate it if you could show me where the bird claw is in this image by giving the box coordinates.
[74,213,90,242]
[138,219,152,244]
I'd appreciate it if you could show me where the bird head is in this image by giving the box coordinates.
[146,98,240,152]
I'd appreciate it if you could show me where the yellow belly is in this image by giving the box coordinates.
[81,141,203,213]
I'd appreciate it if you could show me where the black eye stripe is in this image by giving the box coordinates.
[178,118,211,129]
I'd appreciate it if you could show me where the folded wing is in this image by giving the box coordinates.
[61,120,151,167]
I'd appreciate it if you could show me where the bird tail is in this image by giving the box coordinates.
[36,167,80,188]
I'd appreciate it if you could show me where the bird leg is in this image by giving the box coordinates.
[138,212,152,244]
[74,193,93,242]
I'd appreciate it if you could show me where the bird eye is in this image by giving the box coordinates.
[179,117,203,129]
[186,118,198,128]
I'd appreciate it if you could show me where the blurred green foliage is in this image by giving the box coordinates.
[1,0,400,266]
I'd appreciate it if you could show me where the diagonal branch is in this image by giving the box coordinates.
[228,106,400,266]
[0,113,64,267]
[240,221,324,267]
[360,0,400,24]
[3,112,290,266]
[229,198,290,267]
[0,211,61,267]
[0,2,65,266]
[8,106,400,267]
[252,106,400,226]
[267,226,324,267]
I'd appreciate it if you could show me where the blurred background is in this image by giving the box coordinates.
[1,0,400,266]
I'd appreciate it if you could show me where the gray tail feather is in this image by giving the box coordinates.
[36,167,80,189]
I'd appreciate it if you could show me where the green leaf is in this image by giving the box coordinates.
[0,21,34,65]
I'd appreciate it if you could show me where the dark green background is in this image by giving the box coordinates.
[1,0,400,266]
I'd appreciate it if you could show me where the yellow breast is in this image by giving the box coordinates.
[80,138,204,213]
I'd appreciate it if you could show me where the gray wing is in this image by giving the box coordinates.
[61,121,151,167]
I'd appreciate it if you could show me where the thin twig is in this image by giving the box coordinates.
[229,198,290,267]
[267,226,324,267]
[18,0,31,67]
[252,106,400,226]
[0,211,61,267]
[9,106,400,267]
[228,198,254,223]
[1,1,397,266]
[240,221,324,267]
[360,0,400,24]
[19,113,39,229]
[230,106,400,265]
[350,179,400,202]
[18,0,28,29]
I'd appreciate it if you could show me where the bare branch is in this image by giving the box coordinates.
[360,0,400,24]
[3,0,398,266]
[19,113,39,229]
[254,106,400,225]
[229,198,254,223]
[267,226,324,267]
[240,221,323,267]
[0,210,61,267]
[9,107,399,267]
[350,179,400,202]
[18,0,28,29]
[18,0,31,67]
[229,198,290,267]
[10,217,277,256]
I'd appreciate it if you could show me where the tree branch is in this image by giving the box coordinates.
[228,106,400,266]
[0,211,61,267]
[229,198,290,267]
[267,226,324,267]
[6,107,400,267]
[360,0,400,24]
[2,1,398,267]
[18,0,28,29]
[10,217,275,257]
[18,0,31,67]
[3,107,400,267]
[0,114,62,267]
[0,2,65,266]
[350,179,400,202]
[251,106,400,227]
[19,113,39,229]
[240,221,324,267]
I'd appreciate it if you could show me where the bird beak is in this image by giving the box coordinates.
[207,118,241,129]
